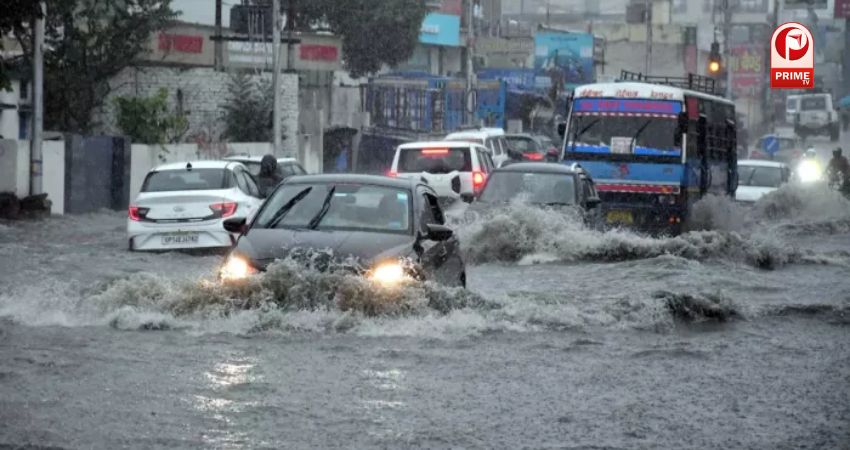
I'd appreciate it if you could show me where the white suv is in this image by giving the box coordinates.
[794,93,840,142]
[444,128,513,168]
[389,141,496,201]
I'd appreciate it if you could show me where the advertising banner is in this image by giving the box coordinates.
[729,44,765,97]
[533,31,594,88]
[419,13,461,47]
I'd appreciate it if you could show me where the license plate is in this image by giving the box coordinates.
[161,233,199,245]
[606,210,634,224]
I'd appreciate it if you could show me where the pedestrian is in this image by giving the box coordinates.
[256,154,283,198]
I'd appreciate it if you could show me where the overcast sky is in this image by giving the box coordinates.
[171,0,233,26]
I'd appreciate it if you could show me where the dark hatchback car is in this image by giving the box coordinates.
[219,174,467,287]
[504,133,560,162]
[470,162,601,219]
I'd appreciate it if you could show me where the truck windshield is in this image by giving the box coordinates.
[566,113,680,159]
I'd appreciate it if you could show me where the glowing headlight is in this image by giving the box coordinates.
[220,254,258,281]
[369,262,409,286]
[798,160,822,183]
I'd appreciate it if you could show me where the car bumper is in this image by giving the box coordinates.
[127,219,235,251]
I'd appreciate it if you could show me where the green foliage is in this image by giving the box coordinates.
[221,72,279,142]
[14,0,176,132]
[114,88,187,145]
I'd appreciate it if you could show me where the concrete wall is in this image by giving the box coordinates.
[0,79,25,140]
[95,67,299,156]
[0,139,65,214]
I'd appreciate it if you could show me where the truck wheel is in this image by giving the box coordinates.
[830,125,840,142]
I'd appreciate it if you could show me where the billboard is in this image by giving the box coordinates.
[730,44,766,97]
[533,31,594,87]
[419,13,461,47]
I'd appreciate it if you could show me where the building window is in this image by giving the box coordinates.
[672,0,688,13]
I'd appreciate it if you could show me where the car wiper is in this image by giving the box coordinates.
[571,118,600,152]
[307,185,336,230]
[629,119,653,152]
[266,186,313,229]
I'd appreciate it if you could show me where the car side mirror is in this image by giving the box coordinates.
[557,122,566,137]
[586,197,601,209]
[425,223,453,241]
[460,193,475,203]
[223,217,248,234]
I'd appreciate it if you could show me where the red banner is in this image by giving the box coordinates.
[158,33,203,54]
[835,0,850,18]
[729,45,765,97]
[299,44,339,62]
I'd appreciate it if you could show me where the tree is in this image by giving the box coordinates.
[0,0,43,91]
[221,72,278,142]
[249,0,428,77]
[15,0,176,133]
[113,88,187,145]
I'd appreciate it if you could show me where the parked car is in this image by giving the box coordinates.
[222,155,307,180]
[794,93,840,141]
[444,128,515,167]
[470,162,601,223]
[389,141,496,201]
[735,160,790,203]
[219,174,467,287]
[504,133,560,161]
[127,161,265,251]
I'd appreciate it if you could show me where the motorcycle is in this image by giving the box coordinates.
[827,172,850,198]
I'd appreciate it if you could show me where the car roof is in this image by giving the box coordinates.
[398,141,485,150]
[738,159,788,168]
[494,162,579,174]
[152,160,241,171]
[284,173,419,190]
[504,133,535,139]
[444,128,505,139]
[222,155,299,163]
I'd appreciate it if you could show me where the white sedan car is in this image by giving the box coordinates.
[735,159,790,203]
[127,161,264,251]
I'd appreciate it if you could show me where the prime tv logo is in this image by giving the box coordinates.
[770,22,814,89]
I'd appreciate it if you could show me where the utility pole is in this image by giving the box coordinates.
[286,0,296,72]
[214,0,223,70]
[466,0,476,126]
[271,0,282,156]
[30,1,45,196]
[723,0,732,99]
[644,0,652,75]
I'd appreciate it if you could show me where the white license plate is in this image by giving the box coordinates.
[161,233,199,245]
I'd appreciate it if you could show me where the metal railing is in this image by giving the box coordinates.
[618,70,718,96]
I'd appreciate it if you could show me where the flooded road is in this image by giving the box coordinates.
[1,181,849,448]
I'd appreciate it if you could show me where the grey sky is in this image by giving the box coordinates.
[171,0,233,26]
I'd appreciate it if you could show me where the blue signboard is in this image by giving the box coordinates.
[477,68,537,91]
[573,99,683,115]
[419,13,461,47]
[762,135,779,156]
[534,31,594,86]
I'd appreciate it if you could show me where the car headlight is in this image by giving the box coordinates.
[220,254,258,281]
[368,262,411,286]
[798,160,822,183]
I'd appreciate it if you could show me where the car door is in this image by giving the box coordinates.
[417,189,460,285]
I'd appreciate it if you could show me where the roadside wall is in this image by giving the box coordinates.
[94,67,299,156]
[0,139,66,214]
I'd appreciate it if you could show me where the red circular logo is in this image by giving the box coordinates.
[774,26,809,61]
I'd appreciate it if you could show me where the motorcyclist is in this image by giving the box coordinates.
[257,154,283,198]
[826,147,850,192]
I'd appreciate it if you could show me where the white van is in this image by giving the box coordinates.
[785,95,801,124]
[390,141,496,200]
[444,128,512,168]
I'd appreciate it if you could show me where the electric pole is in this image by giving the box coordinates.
[286,0,296,72]
[30,1,45,196]
[723,0,732,98]
[644,0,652,75]
[466,0,476,126]
[214,0,223,70]
[272,0,282,156]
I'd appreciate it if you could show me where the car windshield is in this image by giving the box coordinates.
[254,183,412,234]
[141,169,228,192]
[786,98,798,111]
[801,96,827,111]
[567,114,679,154]
[506,137,540,153]
[738,165,783,188]
[479,172,576,204]
[398,148,472,173]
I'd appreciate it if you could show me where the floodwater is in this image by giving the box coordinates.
[2,168,850,448]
